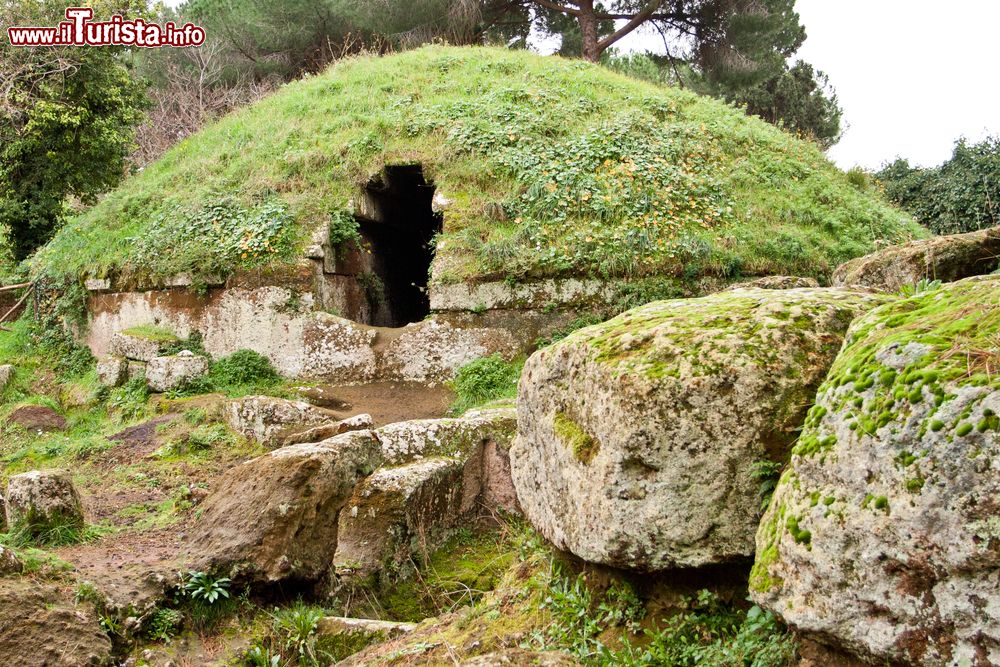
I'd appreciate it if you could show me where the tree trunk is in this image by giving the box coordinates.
[577,1,600,62]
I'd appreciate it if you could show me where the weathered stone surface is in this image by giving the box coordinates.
[511,287,889,571]
[95,356,129,388]
[109,331,177,362]
[751,276,1000,666]
[316,616,415,657]
[832,225,1000,293]
[379,319,518,383]
[728,275,820,290]
[281,413,375,447]
[6,404,67,432]
[333,457,466,588]
[224,395,340,447]
[6,469,84,533]
[0,364,13,391]
[187,430,382,583]
[127,360,146,381]
[0,547,21,575]
[145,351,209,392]
[376,407,517,465]
[0,579,112,666]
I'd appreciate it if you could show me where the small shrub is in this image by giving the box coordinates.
[108,377,150,422]
[182,570,231,604]
[448,354,521,415]
[146,607,183,642]
[898,278,942,297]
[207,349,281,389]
[272,601,328,665]
[178,570,235,631]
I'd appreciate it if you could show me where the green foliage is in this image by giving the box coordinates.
[730,61,843,148]
[898,278,942,298]
[448,354,521,415]
[145,607,183,642]
[121,324,179,343]
[329,209,362,250]
[532,566,794,667]
[131,198,297,284]
[210,349,280,386]
[33,47,920,287]
[108,378,151,422]
[0,0,147,259]
[271,601,328,666]
[181,570,232,605]
[876,136,1000,235]
[1,515,105,548]
[750,460,783,511]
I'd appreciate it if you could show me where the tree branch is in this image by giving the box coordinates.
[597,0,665,52]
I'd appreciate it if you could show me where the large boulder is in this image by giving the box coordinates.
[333,457,466,589]
[334,408,520,592]
[6,404,67,432]
[5,470,84,534]
[511,287,889,571]
[0,579,112,666]
[0,364,13,392]
[832,225,1000,292]
[186,430,382,584]
[0,547,21,576]
[224,395,344,447]
[145,351,209,392]
[751,275,1000,666]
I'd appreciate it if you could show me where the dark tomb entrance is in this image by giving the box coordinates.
[354,165,443,327]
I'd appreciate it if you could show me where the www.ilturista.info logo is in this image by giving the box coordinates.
[7,7,205,48]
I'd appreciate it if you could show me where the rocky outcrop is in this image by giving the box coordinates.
[334,408,520,592]
[187,430,382,584]
[460,651,581,666]
[224,395,343,447]
[109,330,177,362]
[95,356,129,388]
[0,364,13,392]
[0,579,112,666]
[333,457,466,588]
[145,351,209,392]
[751,276,1000,666]
[511,287,890,571]
[6,469,84,533]
[727,276,820,290]
[0,547,21,575]
[281,413,375,446]
[6,404,67,432]
[832,225,1000,292]
[376,408,517,465]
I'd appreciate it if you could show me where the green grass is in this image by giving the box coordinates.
[30,46,922,288]
[121,324,180,343]
[447,354,521,415]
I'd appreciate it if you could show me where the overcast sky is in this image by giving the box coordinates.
[162,0,998,170]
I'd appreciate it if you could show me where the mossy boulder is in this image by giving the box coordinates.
[750,275,1000,666]
[832,225,1000,292]
[5,469,84,537]
[332,457,467,593]
[510,287,889,571]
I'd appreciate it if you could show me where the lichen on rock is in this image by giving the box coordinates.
[751,275,1000,666]
[511,287,889,571]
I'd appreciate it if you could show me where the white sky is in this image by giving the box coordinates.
[162,0,999,170]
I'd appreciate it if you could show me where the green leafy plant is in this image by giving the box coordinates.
[448,354,521,415]
[108,377,150,421]
[898,278,943,298]
[750,460,784,511]
[272,601,328,665]
[146,607,183,642]
[181,570,231,605]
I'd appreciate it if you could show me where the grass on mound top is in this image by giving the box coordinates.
[31,45,923,287]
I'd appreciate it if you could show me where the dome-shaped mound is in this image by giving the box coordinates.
[33,45,922,288]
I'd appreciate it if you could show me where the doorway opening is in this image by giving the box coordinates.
[354,165,442,328]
